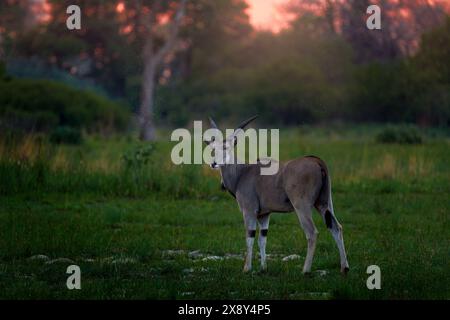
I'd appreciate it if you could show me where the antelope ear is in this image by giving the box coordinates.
[228,128,243,146]
[233,134,238,146]
[209,117,218,129]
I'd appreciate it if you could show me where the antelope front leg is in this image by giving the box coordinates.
[257,215,270,271]
[243,212,257,273]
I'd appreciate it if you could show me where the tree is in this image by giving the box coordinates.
[285,0,449,63]
[5,0,253,132]
[409,16,450,125]
[147,0,253,127]
[134,0,187,141]
[0,0,31,61]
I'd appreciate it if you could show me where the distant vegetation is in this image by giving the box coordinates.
[376,126,423,145]
[1,2,449,132]
[49,126,83,145]
[161,17,450,127]
[0,67,130,141]
[0,126,447,198]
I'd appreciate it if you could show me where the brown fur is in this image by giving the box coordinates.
[208,116,349,273]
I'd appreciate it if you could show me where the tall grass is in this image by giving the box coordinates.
[0,127,448,198]
[0,134,220,199]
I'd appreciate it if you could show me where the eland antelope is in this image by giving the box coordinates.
[205,116,349,274]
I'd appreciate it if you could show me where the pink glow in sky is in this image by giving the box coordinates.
[246,0,292,33]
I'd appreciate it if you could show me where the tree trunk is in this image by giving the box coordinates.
[137,0,186,141]
[139,45,157,141]
[0,33,4,61]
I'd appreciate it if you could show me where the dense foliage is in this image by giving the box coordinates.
[1,1,449,128]
[0,74,129,137]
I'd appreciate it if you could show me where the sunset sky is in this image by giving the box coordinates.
[31,0,450,33]
[246,0,291,33]
[246,0,450,32]
[30,0,290,32]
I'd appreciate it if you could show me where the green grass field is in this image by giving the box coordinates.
[0,126,449,299]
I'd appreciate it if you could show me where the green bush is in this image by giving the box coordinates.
[49,126,83,145]
[0,77,130,135]
[376,126,423,144]
[1,106,59,132]
[122,145,155,169]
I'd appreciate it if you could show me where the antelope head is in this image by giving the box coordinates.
[205,116,258,169]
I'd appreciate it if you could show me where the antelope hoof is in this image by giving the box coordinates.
[243,265,252,273]
[302,265,312,275]
[341,267,350,275]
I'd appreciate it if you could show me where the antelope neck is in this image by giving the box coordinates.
[219,163,249,197]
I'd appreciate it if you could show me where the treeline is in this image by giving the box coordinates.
[0,0,449,129]
[347,17,449,126]
[161,16,450,127]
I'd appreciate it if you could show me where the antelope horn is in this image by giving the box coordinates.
[236,115,258,131]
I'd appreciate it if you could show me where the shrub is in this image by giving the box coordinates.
[49,126,83,145]
[376,126,423,144]
[0,106,59,132]
[0,77,130,135]
[122,145,155,169]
